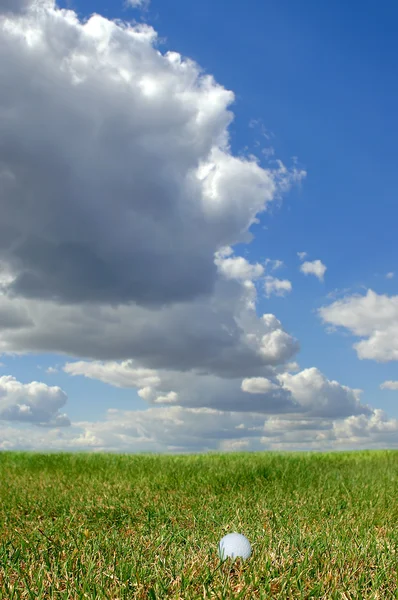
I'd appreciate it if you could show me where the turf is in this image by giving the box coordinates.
[0,449,397,599]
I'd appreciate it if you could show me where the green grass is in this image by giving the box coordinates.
[0,449,397,599]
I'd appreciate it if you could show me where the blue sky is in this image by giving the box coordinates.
[0,0,397,452]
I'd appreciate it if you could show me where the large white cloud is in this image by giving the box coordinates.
[276,368,371,419]
[0,375,70,425]
[0,1,303,308]
[0,2,302,378]
[319,290,398,362]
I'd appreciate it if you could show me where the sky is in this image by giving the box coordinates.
[0,0,397,454]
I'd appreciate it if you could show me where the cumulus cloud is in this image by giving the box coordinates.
[239,367,371,420]
[264,276,292,298]
[0,2,305,389]
[0,3,304,309]
[0,375,70,426]
[380,380,398,390]
[386,272,394,279]
[297,251,307,261]
[331,409,398,441]
[215,247,264,281]
[276,367,371,419]
[319,290,398,362]
[300,260,327,281]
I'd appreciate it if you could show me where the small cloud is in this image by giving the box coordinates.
[297,252,307,261]
[215,249,264,281]
[386,272,395,279]
[125,0,149,7]
[46,366,58,374]
[153,391,178,404]
[264,276,292,298]
[300,259,327,282]
[325,325,338,335]
[326,287,353,300]
[265,258,284,271]
[261,147,275,159]
[248,119,274,141]
[380,380,398,390]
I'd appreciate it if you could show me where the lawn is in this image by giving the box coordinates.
[0,449,397,599]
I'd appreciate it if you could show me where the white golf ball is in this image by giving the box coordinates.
[218,532,252,561]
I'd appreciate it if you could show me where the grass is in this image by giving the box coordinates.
[0,449,397,599]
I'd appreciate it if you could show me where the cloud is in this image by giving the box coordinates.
[215,247,264,281]
[380,380,398,390]
[0,301,33,330]
[264,276,292,298]
[331,409,398,441]
[0,3,304,309]
[126,0,149,7]
[0,244,300,380]
[0,375,70,425]
[277,368,371,419]
[386,272,394,279]
[241,377,283,394]
[64,358,298,414]
[300,260,327,281]
[1,401,396,453]
[64,359,161,389]
[297,252,307,261]
[0,0,50,14]
[0,276,300,379]
[319,290,398,362]
[264,258,284,271]
[64,358,371,422]
[0,4,302,383]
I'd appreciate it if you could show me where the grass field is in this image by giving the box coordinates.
[0,449,397,599]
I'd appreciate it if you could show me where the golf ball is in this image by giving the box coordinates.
[218,532,252,561]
